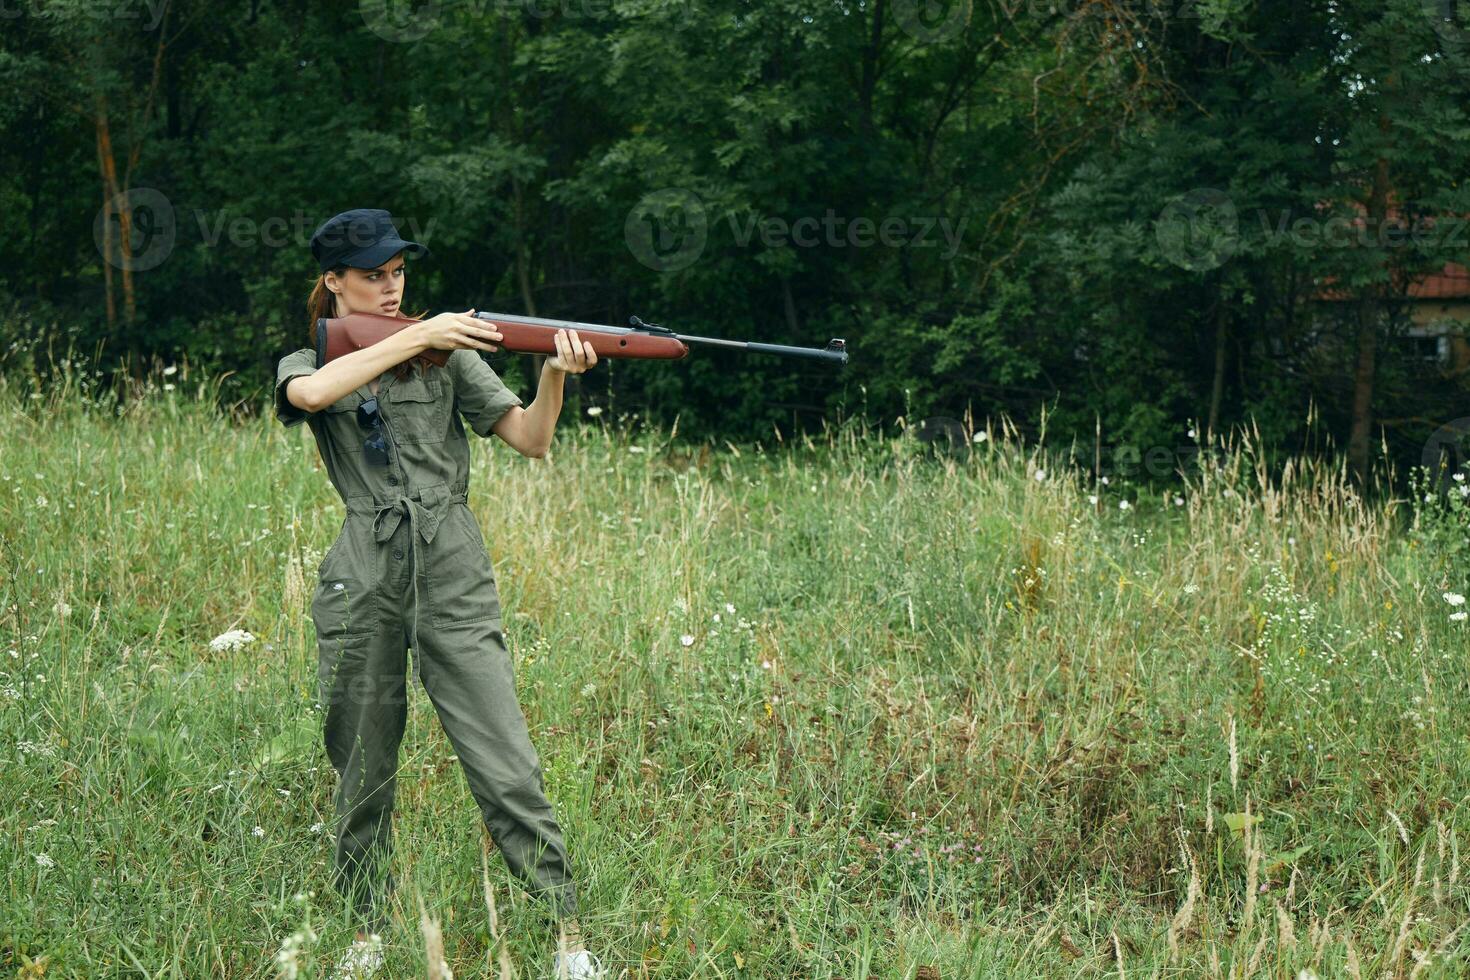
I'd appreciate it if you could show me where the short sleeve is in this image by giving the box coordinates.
[274,348,319,428]
[449,349,524,437]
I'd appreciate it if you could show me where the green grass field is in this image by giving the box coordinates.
[3,359,1469,978]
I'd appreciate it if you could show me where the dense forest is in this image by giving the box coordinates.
[2,0,1468,489]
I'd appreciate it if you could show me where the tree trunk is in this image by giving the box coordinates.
[1347,144,1393,487]
[1207,297,1226,440]
[94,95,137,327]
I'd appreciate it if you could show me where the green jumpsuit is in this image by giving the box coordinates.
[273,346,578,931]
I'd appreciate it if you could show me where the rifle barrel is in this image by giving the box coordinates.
[674,333,848,365]
[472,311,848,366]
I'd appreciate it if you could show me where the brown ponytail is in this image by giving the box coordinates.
[306,266,435,381]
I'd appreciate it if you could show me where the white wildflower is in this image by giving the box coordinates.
[310,822,325,833]
[1452,612,1467,623]
[1183,583,1200,595]
[580,682,597,697]
[1088,495,1098,505]
[53,600,71,618]
[724,602,735,614]
[628,445,646,454]
[680,634,695,647]
[972,431,988,443]
[163,365,178,376]
[1173,496,1184,506]
[209,629,257,653]
[1034,469,1046,482]
[35,853,54,869]
[586,406,603,417]
[1445,593,1466,607]
[1119,500,1131,511]
[35,494,48,508]
[253,826,266,838]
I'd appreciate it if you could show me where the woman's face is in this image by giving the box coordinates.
[325,251,406,316]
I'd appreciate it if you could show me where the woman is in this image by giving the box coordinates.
[274,208,606,979]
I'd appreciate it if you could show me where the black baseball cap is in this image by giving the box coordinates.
[310,208,430,271]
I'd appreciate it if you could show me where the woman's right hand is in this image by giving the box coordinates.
[416,309,504,353]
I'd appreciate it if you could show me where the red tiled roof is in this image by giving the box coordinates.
[1410,262,1470,299]
[1309,196,1470,301]
[1314,262,1470,301]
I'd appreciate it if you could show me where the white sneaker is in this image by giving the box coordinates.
[332,933,385,978]
[551,947,609,979]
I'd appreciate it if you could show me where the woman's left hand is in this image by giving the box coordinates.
[547,328,598,375]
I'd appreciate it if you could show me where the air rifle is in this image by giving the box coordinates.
[315,311,848,368]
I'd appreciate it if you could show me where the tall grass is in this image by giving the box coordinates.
[1,351,1467,978]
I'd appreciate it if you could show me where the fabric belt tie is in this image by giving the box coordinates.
[354,484,467,650]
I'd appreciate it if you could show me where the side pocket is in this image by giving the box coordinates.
[429,509,501,628]
[458,505,492,563]
[311,575,380,639]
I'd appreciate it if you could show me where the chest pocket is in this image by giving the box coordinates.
[387,373,449,443]
[322,392,366,456]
